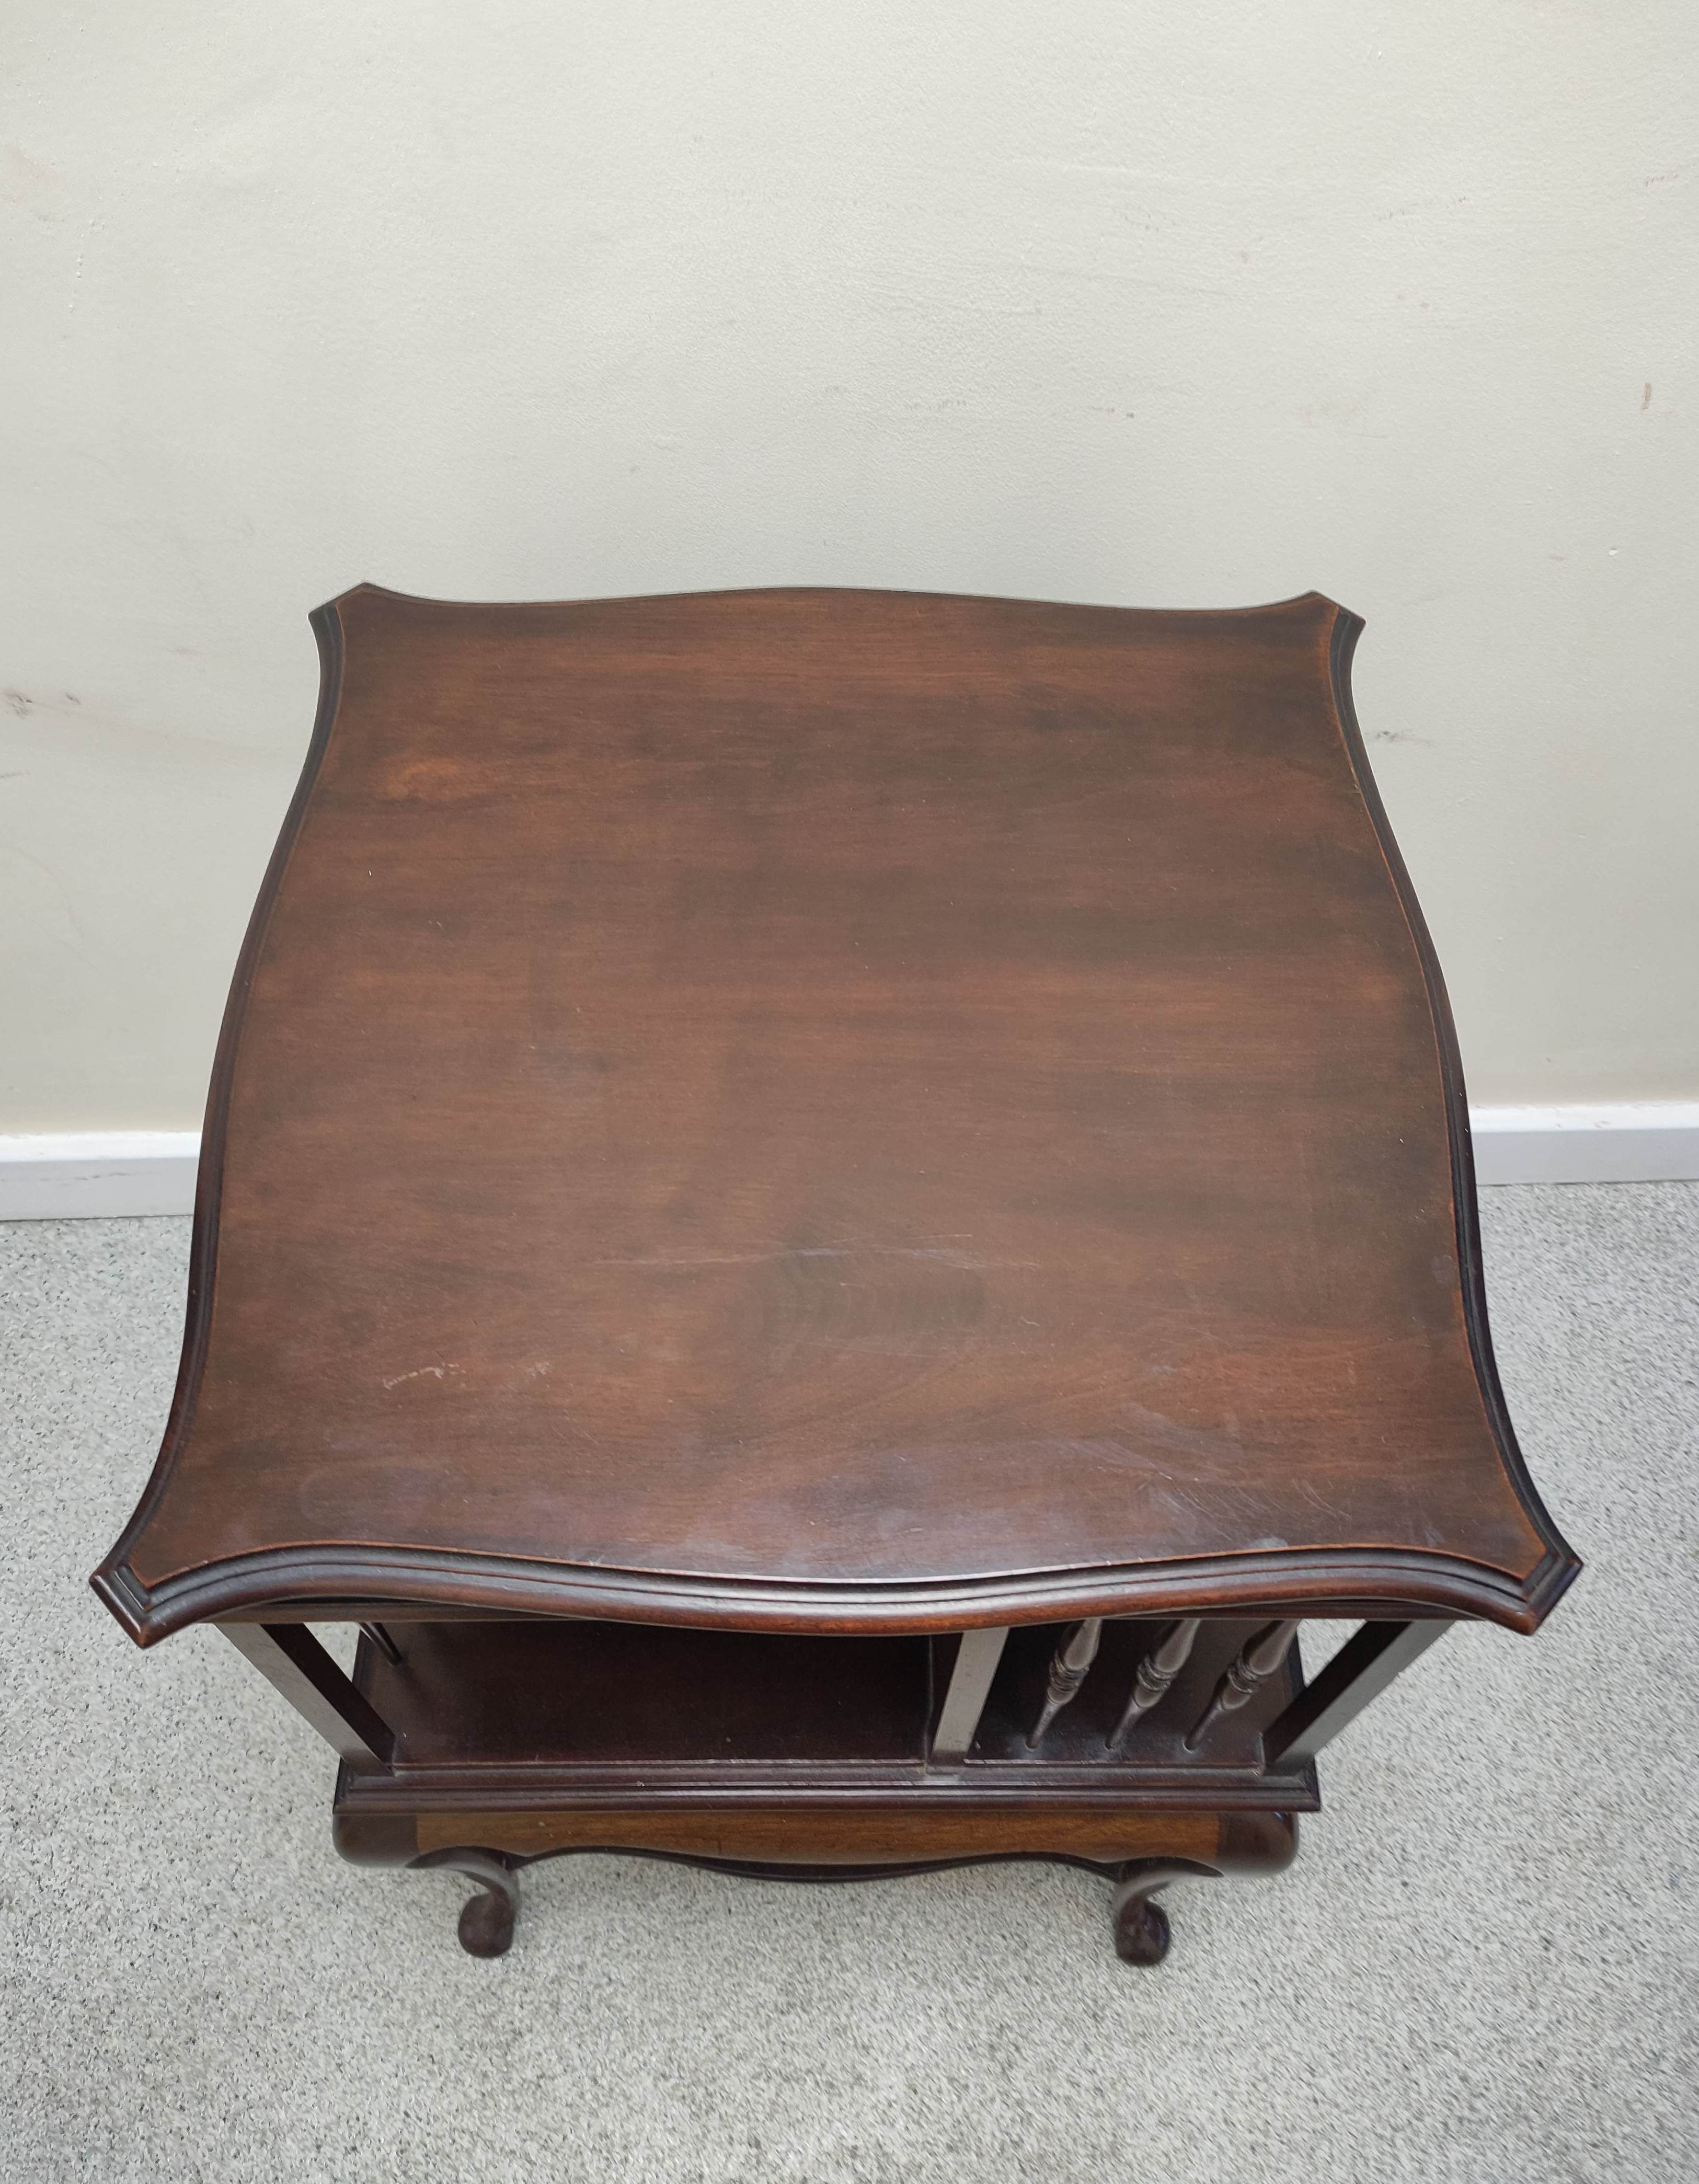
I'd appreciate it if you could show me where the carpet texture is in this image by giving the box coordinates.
[2,1185,1695,2183]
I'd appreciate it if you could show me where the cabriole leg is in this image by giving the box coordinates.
[1110,1859,1195,1964]
[413,1847,521,1957]
[1109,1811,1299,1968]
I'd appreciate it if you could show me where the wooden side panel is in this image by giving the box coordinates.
[409,1806,1225,1866]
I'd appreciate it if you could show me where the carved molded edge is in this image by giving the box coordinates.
[88,600,348,1634]
[1324,604,1582,1622]
[315,580,1340,620]
[91,1536,1578,1648]
[328,1765,1319,1813]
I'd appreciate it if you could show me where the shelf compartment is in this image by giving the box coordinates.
[339,1614,1316,1811]
[967,1618,1306,1771]
[356,1618,935,1769]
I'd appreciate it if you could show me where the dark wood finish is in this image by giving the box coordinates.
[318,1615,1317,1956]
[335,1798,1299,1960]
[94,587,1577,1645]
[1028,1618,1104,1745]
[327,1618,1320,1808]
[220,1623,395,1766]
[961,1617,1313,1787]
[1110,1811,1301,1967]
[412,1848,519,1957]
[358,1620,404,1668]
[248,1609,1329,1960]
[1110,1617,1202,1748]
[1185,1619,1304,1749]
[359,1618,936,1767]
[1263,1618,1453,1767]
[389,1807,1229,1866]
[318,1614,1316,1962]
[90,585,1578,1966]
[1122,1808,1295,1967]
[1111,1863,1192,1964]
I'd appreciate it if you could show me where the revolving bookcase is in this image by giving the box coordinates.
[94,585,1578,1963]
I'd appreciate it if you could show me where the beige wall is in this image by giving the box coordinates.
[4,2,1694,1129]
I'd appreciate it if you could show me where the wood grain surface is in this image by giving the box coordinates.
[406,1807,1226,1865]
[94,587,1578,1640]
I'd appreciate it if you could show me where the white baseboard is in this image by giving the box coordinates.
[0,1133,202,1220]
[2,1107,1697,1220]
[1467,1103,1699,1186]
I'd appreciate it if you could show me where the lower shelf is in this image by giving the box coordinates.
[327,1620,1315,1962]
[353,1617,938,1768]
[334,1616,1318,1842]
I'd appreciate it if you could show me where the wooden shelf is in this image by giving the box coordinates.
[335,1619,1318,1811]
[355,1619,935,1770]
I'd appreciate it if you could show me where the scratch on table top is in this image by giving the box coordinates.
[381,1362,461,1390]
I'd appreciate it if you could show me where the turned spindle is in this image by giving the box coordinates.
[1107,1618,1201,1749]
[1184,1620,1302,1750]
[1027,1618,1103,1746]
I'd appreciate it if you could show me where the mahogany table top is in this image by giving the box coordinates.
[94,587,1577,1643]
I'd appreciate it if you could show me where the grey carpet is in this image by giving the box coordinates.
[2,1185,1695,2183]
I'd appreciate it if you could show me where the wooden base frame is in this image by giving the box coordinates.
[270,1612,1425,1964]
[204,1611,1461,1965]
[336,1808,1300,1965]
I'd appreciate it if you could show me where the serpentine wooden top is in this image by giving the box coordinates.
[94,587,1578,1642]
